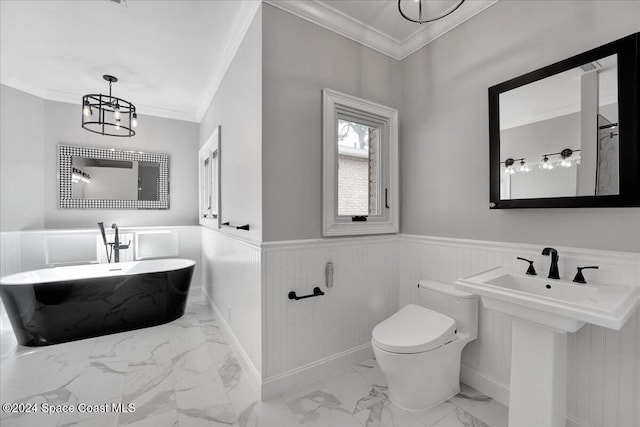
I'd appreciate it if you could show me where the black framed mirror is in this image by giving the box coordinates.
[489,32,639,209]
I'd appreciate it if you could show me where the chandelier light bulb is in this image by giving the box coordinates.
[114,117,121,130]
[83,101,92,117]
[132,112,138,128]
[114,104,121,120]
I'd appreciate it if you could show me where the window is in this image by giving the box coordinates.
[322,89,398,236]
[199,125,221,228]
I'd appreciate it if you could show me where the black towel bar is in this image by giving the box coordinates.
[288,287,325,300]
[221,222,250,231]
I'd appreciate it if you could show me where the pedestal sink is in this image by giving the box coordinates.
[455,267,639,427]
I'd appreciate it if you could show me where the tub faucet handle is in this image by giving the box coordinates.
[516,257,536,275]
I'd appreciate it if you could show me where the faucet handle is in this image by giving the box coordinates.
[573,266,599,284]
[516,257,537,275]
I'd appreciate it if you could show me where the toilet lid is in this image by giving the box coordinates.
[372,304,456,354]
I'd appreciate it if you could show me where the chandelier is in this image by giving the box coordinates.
[82,75,138,137]
[398,0,465,24]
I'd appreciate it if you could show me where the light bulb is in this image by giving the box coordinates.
[115,117,121,130]
[114,104,121,120]
[83,101,91,117]
[518,160,530,173]
[132,112,138,128]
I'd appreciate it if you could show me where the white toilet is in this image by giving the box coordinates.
[372,279,478,411]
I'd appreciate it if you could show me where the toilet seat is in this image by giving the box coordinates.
[372,304,456,354]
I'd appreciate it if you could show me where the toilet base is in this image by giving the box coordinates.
[388,387,460,412]
[373,337,469,411]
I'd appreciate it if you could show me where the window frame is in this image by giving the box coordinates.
[322,89,399,236]
[199,125,221,228]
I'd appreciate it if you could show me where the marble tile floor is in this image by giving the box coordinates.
[0,296,508,427]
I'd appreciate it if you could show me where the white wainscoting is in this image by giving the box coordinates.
[399,234,640,427]
[135,230,180,260]
[0,232,21,277]
[261,236,399,397]
[200,226,262,384]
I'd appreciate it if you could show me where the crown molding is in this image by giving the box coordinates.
[1,72,199,122]
[1,74,50,100]
[1,1,262,124]
[265,0,499,61]
[195,0,262,122]
[265,0,402,59]
[398,0,499,59]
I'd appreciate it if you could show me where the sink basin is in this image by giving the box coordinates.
[456,266,640,427]
[456,266,639,332]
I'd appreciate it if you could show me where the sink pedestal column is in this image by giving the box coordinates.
[509,320,567,427]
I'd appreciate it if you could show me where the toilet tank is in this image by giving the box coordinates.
[418,279,478,340]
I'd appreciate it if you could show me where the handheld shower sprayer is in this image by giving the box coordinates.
[97,222,112,263]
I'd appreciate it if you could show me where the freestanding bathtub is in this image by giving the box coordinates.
[0,258,195,346]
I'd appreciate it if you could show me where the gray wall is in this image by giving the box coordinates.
[0,85,45,231]
[400,0,640,252]
[0,84,199,231]
[199,7,262,243]
[261,4,402,242]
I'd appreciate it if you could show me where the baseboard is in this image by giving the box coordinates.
[460,363,510,407]
[202,288,263,395]
[261,343,374,399]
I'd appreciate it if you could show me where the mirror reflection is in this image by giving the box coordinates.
[71,157,160,201]
[499,54,618,200]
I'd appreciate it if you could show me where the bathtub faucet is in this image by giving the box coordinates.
[97,222,130,263]
[111,224,130,263]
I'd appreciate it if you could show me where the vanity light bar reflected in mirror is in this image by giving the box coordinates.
[497,53,619,201]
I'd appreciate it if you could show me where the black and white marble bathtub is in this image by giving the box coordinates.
[0,258,195,346]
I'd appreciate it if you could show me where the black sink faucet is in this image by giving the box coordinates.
[541,247,560,279]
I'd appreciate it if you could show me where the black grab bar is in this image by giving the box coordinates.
[288,287,325,301]
[221,222,250,231]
